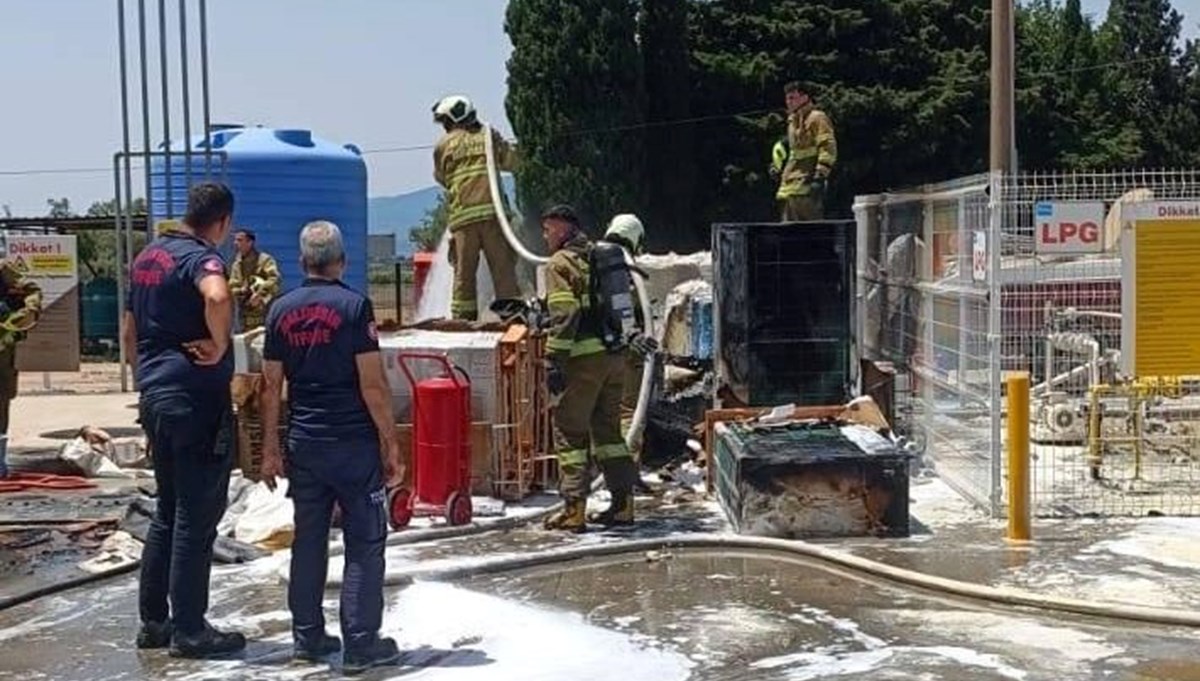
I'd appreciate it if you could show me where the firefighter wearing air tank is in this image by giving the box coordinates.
[603,214,650,413]
[771,81,837,221]
[540,205,651,532]
[431,95,521,320]
[0,256,42,479]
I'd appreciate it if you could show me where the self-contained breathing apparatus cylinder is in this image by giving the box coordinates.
[589,241,637,351]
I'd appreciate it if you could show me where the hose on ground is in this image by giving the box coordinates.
[0,561,140,613]
[344,534,1200,629]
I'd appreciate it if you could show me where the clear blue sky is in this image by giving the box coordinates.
[0,0,1197,216]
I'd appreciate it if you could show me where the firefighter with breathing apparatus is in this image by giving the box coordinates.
[604,214,652,431]
[539,205,656,532]
[432,94,522,320]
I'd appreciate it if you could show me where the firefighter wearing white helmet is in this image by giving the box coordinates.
[431,95,521,320]
[602,213,657,470]
[603,213,646,255]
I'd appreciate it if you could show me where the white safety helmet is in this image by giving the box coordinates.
[605,213,646,254]
[432,95,476,125]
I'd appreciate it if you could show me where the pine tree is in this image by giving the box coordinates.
[504,0,646,232]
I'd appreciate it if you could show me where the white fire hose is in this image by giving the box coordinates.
[482,123,656,453]
[305,532,1200,629]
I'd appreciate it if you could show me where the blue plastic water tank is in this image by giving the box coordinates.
[149,126,369,294]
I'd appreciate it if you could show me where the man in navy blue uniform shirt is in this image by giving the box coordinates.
[259,220,403,673]
[121,182,245,658]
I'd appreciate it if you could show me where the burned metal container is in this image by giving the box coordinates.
[713,420,910,538]
[713,221,857,408]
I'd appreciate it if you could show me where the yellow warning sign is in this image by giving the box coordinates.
[1134,219,1200,376]
[28,254,74,276]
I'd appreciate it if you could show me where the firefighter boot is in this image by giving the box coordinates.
[543,498,587,533]
[590,457,638,527]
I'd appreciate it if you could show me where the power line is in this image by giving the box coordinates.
[0,166,118,177]
[0,55,1180,178]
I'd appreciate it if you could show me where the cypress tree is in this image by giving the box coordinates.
[504,0,646,232]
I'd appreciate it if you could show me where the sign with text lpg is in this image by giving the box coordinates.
[1034,201,1106,255]
[1,235,81,372]
[1120,201,1200,377]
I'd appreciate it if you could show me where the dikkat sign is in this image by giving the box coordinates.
[1034,201,1106,255]
[1,235,81,373]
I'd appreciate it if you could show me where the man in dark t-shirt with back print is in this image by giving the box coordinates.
[121,182,246,659]
[259,220,403,674]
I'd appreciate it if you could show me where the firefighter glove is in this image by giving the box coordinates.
[628,333,658,357]
[807,172,828,193]
[546,354,568,399]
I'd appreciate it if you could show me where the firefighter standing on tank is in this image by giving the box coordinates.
[432,95,521,320]
[540,205,655,533]
[0,256,41,479]
[771,81,838,221]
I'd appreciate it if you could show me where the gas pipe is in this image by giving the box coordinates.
[391,352,473,529]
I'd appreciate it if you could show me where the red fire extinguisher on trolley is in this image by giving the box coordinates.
[387,352,473,529]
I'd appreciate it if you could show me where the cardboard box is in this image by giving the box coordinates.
[379,331,503,424]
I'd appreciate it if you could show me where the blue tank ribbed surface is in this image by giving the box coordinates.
[149,126,369,295]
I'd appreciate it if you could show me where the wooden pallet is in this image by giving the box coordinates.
[492,325,557,500]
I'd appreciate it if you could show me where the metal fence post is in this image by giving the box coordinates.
[988,170,1005,517]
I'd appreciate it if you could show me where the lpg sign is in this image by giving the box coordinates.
[1034,201,1106,255]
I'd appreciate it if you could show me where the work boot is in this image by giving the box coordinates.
[136,620,173,649]
[589,493,635,527]
[294,632,342,662]
[342,636,402,675]
[168,623,246,659]
[543,498,587,533]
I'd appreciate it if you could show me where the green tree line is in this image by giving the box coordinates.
[505,0,1200,251]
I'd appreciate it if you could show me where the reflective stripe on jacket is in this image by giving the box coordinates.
[433,127,518,231]
[778,105,837,199]
[545,233,605,358]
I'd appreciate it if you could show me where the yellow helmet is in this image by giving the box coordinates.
[155,219,181,235]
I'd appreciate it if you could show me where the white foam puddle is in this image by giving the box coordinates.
[752,646,1026,680]
[382,581,693,680]
[1087,517,1200,571]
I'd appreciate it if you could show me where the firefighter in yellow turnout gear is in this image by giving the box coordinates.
[0,257,42,478]
[228,229,281,332]
[539,205,641,532]
[772,81,837,221]
[432,95,521,320]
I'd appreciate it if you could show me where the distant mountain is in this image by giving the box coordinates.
[368,176,516,257]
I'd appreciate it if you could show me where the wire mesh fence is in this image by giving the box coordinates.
[998,169,1200,517]
[367,259,415,326]
[858,168,1200,518]
[857,173,999,514]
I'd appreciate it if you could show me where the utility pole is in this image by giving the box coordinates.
[990,0,1016,173]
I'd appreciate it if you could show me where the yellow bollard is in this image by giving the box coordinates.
[1006,372,1032,541]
